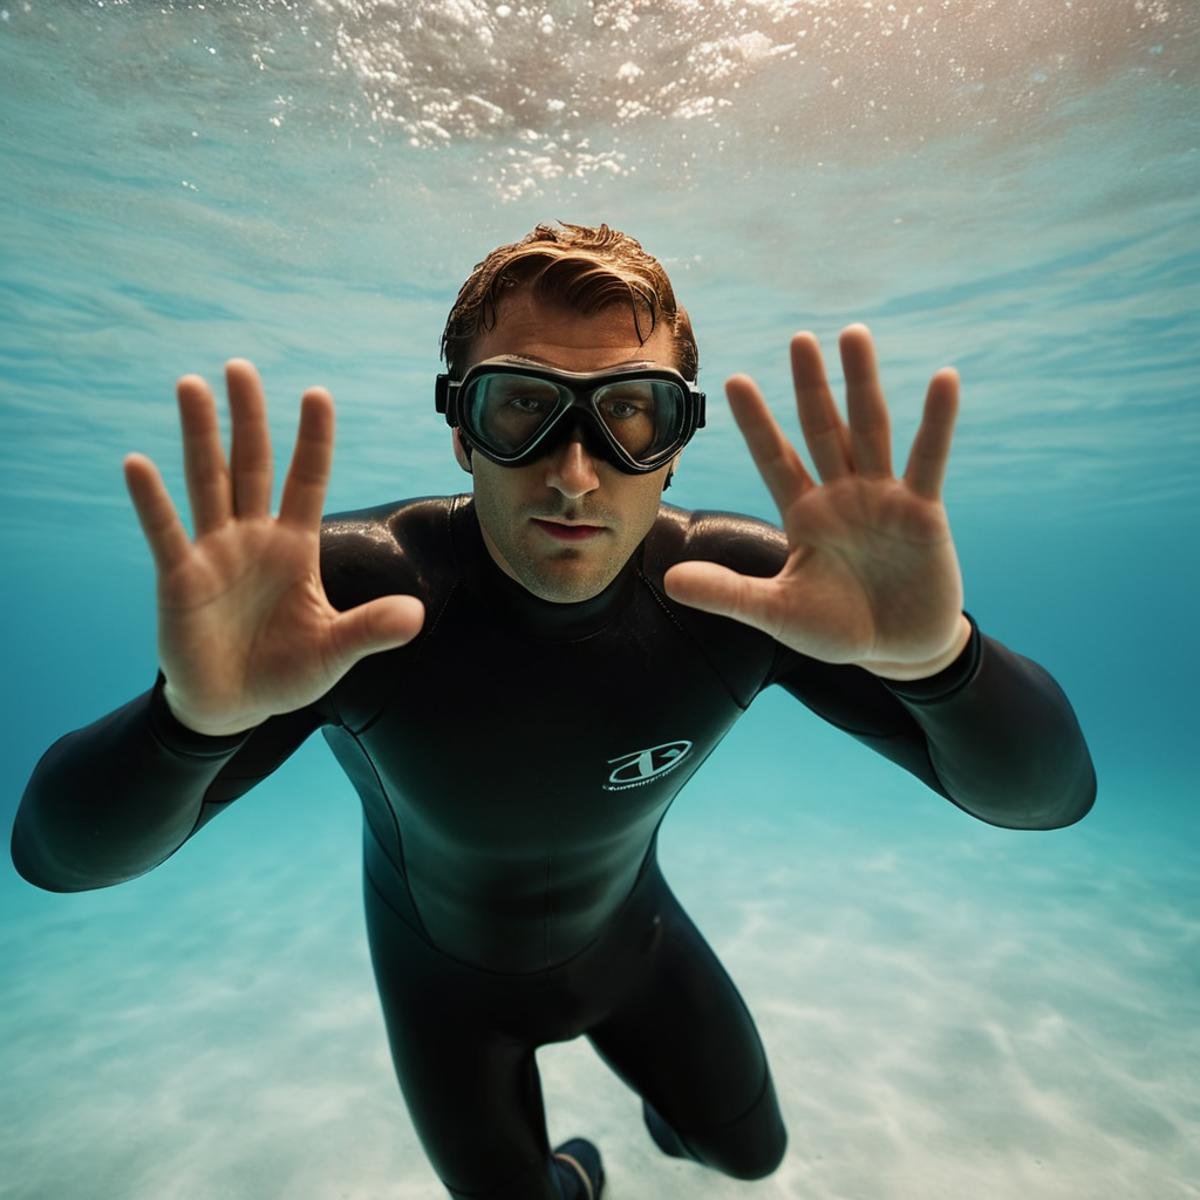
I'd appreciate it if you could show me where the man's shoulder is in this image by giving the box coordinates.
[318,494,460,611]
[647,503,787,580]
[643,504,787,701]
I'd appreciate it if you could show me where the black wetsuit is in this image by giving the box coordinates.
[12,496,1097,1200]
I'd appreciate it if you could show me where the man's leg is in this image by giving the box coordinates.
[363,876,594,1199]
[585,867,788,1181]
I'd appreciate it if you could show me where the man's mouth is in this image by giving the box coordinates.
[530,518,607,542]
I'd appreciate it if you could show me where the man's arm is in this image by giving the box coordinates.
[659,327,1096,830]
[10,676,326,893]
[15,357,428,895]
[10,493,432,895]
[647,508,1096,833]
[769,609,1097,831]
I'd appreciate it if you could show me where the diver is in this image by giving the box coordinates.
[11,221,1096,1200]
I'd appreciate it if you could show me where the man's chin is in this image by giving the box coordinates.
[476,517,626,603]
[518,558,620,604]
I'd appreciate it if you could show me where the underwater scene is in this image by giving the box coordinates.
[1,1,1198,1197]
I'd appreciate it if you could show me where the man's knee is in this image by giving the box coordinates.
[688,1116,787,1181]
[668,1070,788,1181]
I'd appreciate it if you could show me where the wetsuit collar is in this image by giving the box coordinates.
[453,496,641,641]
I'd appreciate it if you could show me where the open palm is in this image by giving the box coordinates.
[124,360,424,736]
[663,325,971,679]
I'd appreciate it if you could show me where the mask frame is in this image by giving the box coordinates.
[435,357,705,475]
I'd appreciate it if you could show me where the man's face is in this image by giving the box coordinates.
[457,288,682,603]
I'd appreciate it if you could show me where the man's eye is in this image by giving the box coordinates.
[507,394,551,413]
[601,398,645,420]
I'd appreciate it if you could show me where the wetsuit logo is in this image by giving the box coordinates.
[604,741,694,791]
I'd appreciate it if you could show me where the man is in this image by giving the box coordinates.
[12,221,1096,1200]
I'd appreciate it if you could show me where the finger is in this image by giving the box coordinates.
[725,375,816,516]
[902,367,960,501]
[278,388,334,530]
[177,373,232,537]
[838,324,893,479]
[328,595,426,671]
[662,560,782,638]
[226,359,273,520]
[790,332,853,483]
[123,452,193,574]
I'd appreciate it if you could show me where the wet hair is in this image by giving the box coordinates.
[439,220,699,382]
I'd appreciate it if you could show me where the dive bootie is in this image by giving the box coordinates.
[552,1137,605,1199]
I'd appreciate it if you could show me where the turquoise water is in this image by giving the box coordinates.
[2,1,1198,1197]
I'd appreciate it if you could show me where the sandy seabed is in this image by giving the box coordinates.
[2,783,1197,1200]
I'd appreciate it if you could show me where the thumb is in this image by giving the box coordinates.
[328,594,426,671]
[662,561,778,635]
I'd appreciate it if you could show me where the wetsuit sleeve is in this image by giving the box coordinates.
[650,507,1095,833]
[10,674,327,893]
[6,504,417,894]
[768,610,1097,831]
[10,499,437,894]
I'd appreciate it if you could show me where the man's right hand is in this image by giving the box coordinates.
[123,359,425,737]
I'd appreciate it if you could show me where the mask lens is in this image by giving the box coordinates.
[593,379,686,462]
[460,368,691,468]
[464,373,566,455]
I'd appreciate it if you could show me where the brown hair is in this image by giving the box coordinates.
[439,220,699,382]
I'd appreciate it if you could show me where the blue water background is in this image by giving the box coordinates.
[1,2,1198,1197]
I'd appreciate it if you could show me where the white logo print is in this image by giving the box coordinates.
[603,740,694,791]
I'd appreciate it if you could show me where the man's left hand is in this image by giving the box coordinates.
[663,324,972,681]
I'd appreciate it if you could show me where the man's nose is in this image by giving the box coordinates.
[544,427,601,498]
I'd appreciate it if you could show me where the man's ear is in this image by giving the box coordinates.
[451,428,473,474]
